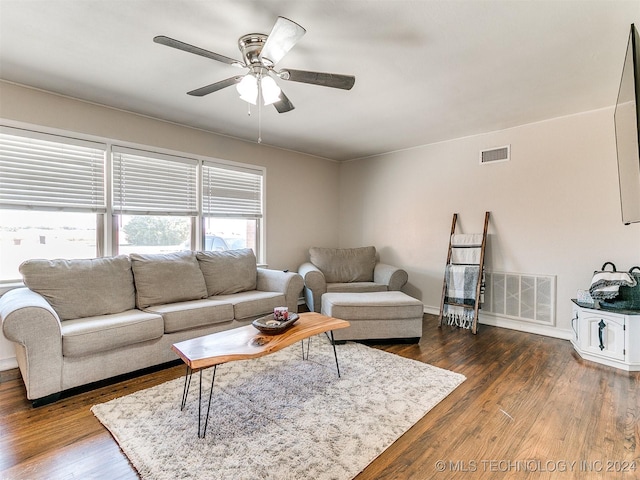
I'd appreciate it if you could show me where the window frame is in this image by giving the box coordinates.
[201,160,264,259]
[0,121,266,282]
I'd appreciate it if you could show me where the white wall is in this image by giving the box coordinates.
[0,81,341,368]
[2,80,640,369]
[339,107,640,337]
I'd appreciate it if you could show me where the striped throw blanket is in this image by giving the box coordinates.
[589,271,637,300]
[443,265,481,329]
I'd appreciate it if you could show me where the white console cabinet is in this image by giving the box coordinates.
[571,301,640,371]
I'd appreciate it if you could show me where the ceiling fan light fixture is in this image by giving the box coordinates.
[155,16,354,116]
[236,74,258,105]
[261,75,281,105]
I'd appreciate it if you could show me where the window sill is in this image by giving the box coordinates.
[0,282,24,296]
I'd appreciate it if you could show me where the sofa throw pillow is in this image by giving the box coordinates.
[19,256,136,321]
[309,246,377,283]
[197,248,257,296]
[130,251,208,308]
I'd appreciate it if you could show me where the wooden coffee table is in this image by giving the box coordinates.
[172,312,349,438]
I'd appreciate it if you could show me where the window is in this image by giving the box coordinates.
[112,147,197,255]
[203,217,257,251]
[112,147,198,216]
[202,162,263,256]
[0,210,98,282]
[0,127,106,212]
[0,127,106,281]
[118,215,191,255]
[0,126,265,281]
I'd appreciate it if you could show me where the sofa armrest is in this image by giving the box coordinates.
[298,262,327,313]
[0,288,63,400]
[374,263,409,291]
[256,268,304,313]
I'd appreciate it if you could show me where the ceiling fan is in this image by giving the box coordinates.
[153,16,356,114]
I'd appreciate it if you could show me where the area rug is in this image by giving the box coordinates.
[92,337,465,480]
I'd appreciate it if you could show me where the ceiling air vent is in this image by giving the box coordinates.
[480,145,510,164]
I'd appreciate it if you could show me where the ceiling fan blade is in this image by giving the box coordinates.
[154,35,244,67]
[280,69,355,90]
[259,17,306,66]
[187,76,244,97]
[273,90,295,113]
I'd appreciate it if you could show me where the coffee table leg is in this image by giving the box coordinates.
[198,365,217,438]
[302,337,312,360]
[330,331,341,378]
[303,333,341,377]
[181,365,192,411]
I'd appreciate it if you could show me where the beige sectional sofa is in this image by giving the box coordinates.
[0,249,303,405]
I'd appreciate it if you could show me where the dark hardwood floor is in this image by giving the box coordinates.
[1,315,639,479]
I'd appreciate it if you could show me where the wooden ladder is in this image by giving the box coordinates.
[438,212,490,334]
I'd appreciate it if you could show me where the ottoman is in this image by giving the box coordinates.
[321,291,423,343]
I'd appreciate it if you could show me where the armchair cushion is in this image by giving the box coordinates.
[327,282,388,294]
[309,246,377,283]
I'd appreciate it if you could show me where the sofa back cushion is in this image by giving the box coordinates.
[309,246,377,283]
[19,256,135,321]
[197,248,257,296]
[130,251,208,308]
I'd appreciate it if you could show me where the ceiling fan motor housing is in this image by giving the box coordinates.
[238,34,270,66]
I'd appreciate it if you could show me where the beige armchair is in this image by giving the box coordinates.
[298,246,408,312]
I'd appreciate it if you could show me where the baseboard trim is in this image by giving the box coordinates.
[423,305,572,340]
[0,357,18,371]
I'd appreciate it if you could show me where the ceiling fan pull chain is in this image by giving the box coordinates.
[258,73,263,143]
[258,79,263,144]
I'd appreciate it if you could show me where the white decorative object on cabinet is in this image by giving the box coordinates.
[571,300,640,371]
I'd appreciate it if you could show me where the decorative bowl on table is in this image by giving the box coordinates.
[252,313,299,334]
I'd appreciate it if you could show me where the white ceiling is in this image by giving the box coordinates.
[0,1,638,161]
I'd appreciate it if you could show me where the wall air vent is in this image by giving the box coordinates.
[482,270,556,326]
[480,145,510,164]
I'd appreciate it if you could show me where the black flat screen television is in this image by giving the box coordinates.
[614,23,640,225]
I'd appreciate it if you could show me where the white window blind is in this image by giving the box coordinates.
[112,147,198,215]
[0,127,106,212]
[202,162,263,218]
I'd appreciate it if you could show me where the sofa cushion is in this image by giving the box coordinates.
[130,251,208,309]
[19,256,135,321]
[327,282,388,294]
[61,309,164,357]
[211,290,285,320]
[145,299,234,333]
[197,249,257,296]
[309,246,377,283]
